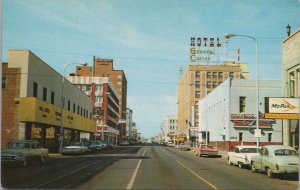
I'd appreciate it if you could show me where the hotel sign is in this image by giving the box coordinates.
[190,37,222,63]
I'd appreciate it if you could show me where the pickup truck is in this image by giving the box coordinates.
[1,140,49,166]
[228,145,260,168]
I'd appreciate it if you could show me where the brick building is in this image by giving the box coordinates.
[70,58,127,140]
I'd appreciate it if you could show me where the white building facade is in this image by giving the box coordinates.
[199,79,283,151]
[161,116,178,142]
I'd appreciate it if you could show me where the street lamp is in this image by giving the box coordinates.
[59,63,87,153]
[224,34,260,147]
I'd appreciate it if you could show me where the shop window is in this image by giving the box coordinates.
[239,96,246,113]
[229,72,234,78]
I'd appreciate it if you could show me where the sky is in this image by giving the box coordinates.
[2,0,300,138]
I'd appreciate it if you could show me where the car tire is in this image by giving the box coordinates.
[23,158,27,167]
[228,158,233,165]
[266,168,274,178]
[238,162,243,169]
[251,163,257,173]
[40,156,45,164]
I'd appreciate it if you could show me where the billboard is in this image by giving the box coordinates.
[266,97,299,114]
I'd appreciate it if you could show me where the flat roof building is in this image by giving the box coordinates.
[2,50,95,152]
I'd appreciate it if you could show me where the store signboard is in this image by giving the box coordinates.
[267,98,299,114]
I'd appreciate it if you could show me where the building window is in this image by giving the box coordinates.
[195,91,200,98]
[239,96,246,113]
[73,103,76,113]
[195,81,200,88]
[229,72,234,78]
[2,76,6,89]
[268,133,272,142]
[43,87,47,101]
[81,85,86,91]
[33,82,38,98]
[68,101,71,111]
[213,82,217,88]
[218,72,223,79]
[213,72,217,78]
[117,81,122,85]
[239,132,243,142]
[289,73,295,97]
[207,81,211,88]
[51,91,55,104]
[96,84,103,92]
[207,72,211,78]
[77,106,80,114]
[86,84,91,91]
[195,71,200,78]
[96,96,102,103]
[117,74,122,79]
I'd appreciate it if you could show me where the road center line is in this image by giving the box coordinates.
[176,160,219,190]
[126,147,147,189]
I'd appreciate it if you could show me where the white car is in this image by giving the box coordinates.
[62,141,88,155]
[251,145,299,178]
[228,146,260,168]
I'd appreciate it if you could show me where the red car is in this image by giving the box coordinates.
[194,144,219,157]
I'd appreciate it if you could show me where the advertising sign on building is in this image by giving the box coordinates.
[230,114,274,129]
[267,98,299,114]
[190,37,222,63]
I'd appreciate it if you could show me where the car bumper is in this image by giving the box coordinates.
[273,166,299,174]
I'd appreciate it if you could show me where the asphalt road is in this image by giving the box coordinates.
[1,145,299,189]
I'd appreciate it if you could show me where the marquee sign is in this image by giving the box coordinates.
[230,114,274,128]
[190,37,222,63]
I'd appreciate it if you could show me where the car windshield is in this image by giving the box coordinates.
[240,148,260,153]
[7,142,30,149]
[274,149,298,156]
[69,141,82,146]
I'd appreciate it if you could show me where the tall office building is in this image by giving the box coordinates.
[70,58,127,140]
[177,61,249,143]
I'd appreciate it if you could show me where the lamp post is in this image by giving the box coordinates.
[59,63,87,153]
[224,34,260,147]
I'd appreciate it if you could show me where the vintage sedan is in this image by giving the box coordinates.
[251,145,299,178]
[194,144,218,157]
[1,140,49,166]
[62,141,89,155]
[228,146,261,168]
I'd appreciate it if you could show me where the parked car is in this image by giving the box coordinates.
[179,143,191,151]
[62,141,88,155]
[106,143,114,149]
[194,144,218,157]
[1,140,49,166]
[251,145,299,178]
[228,146,261,168]
[119,141,129,146]
[90,141,104,152]
[167,141,175,147]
